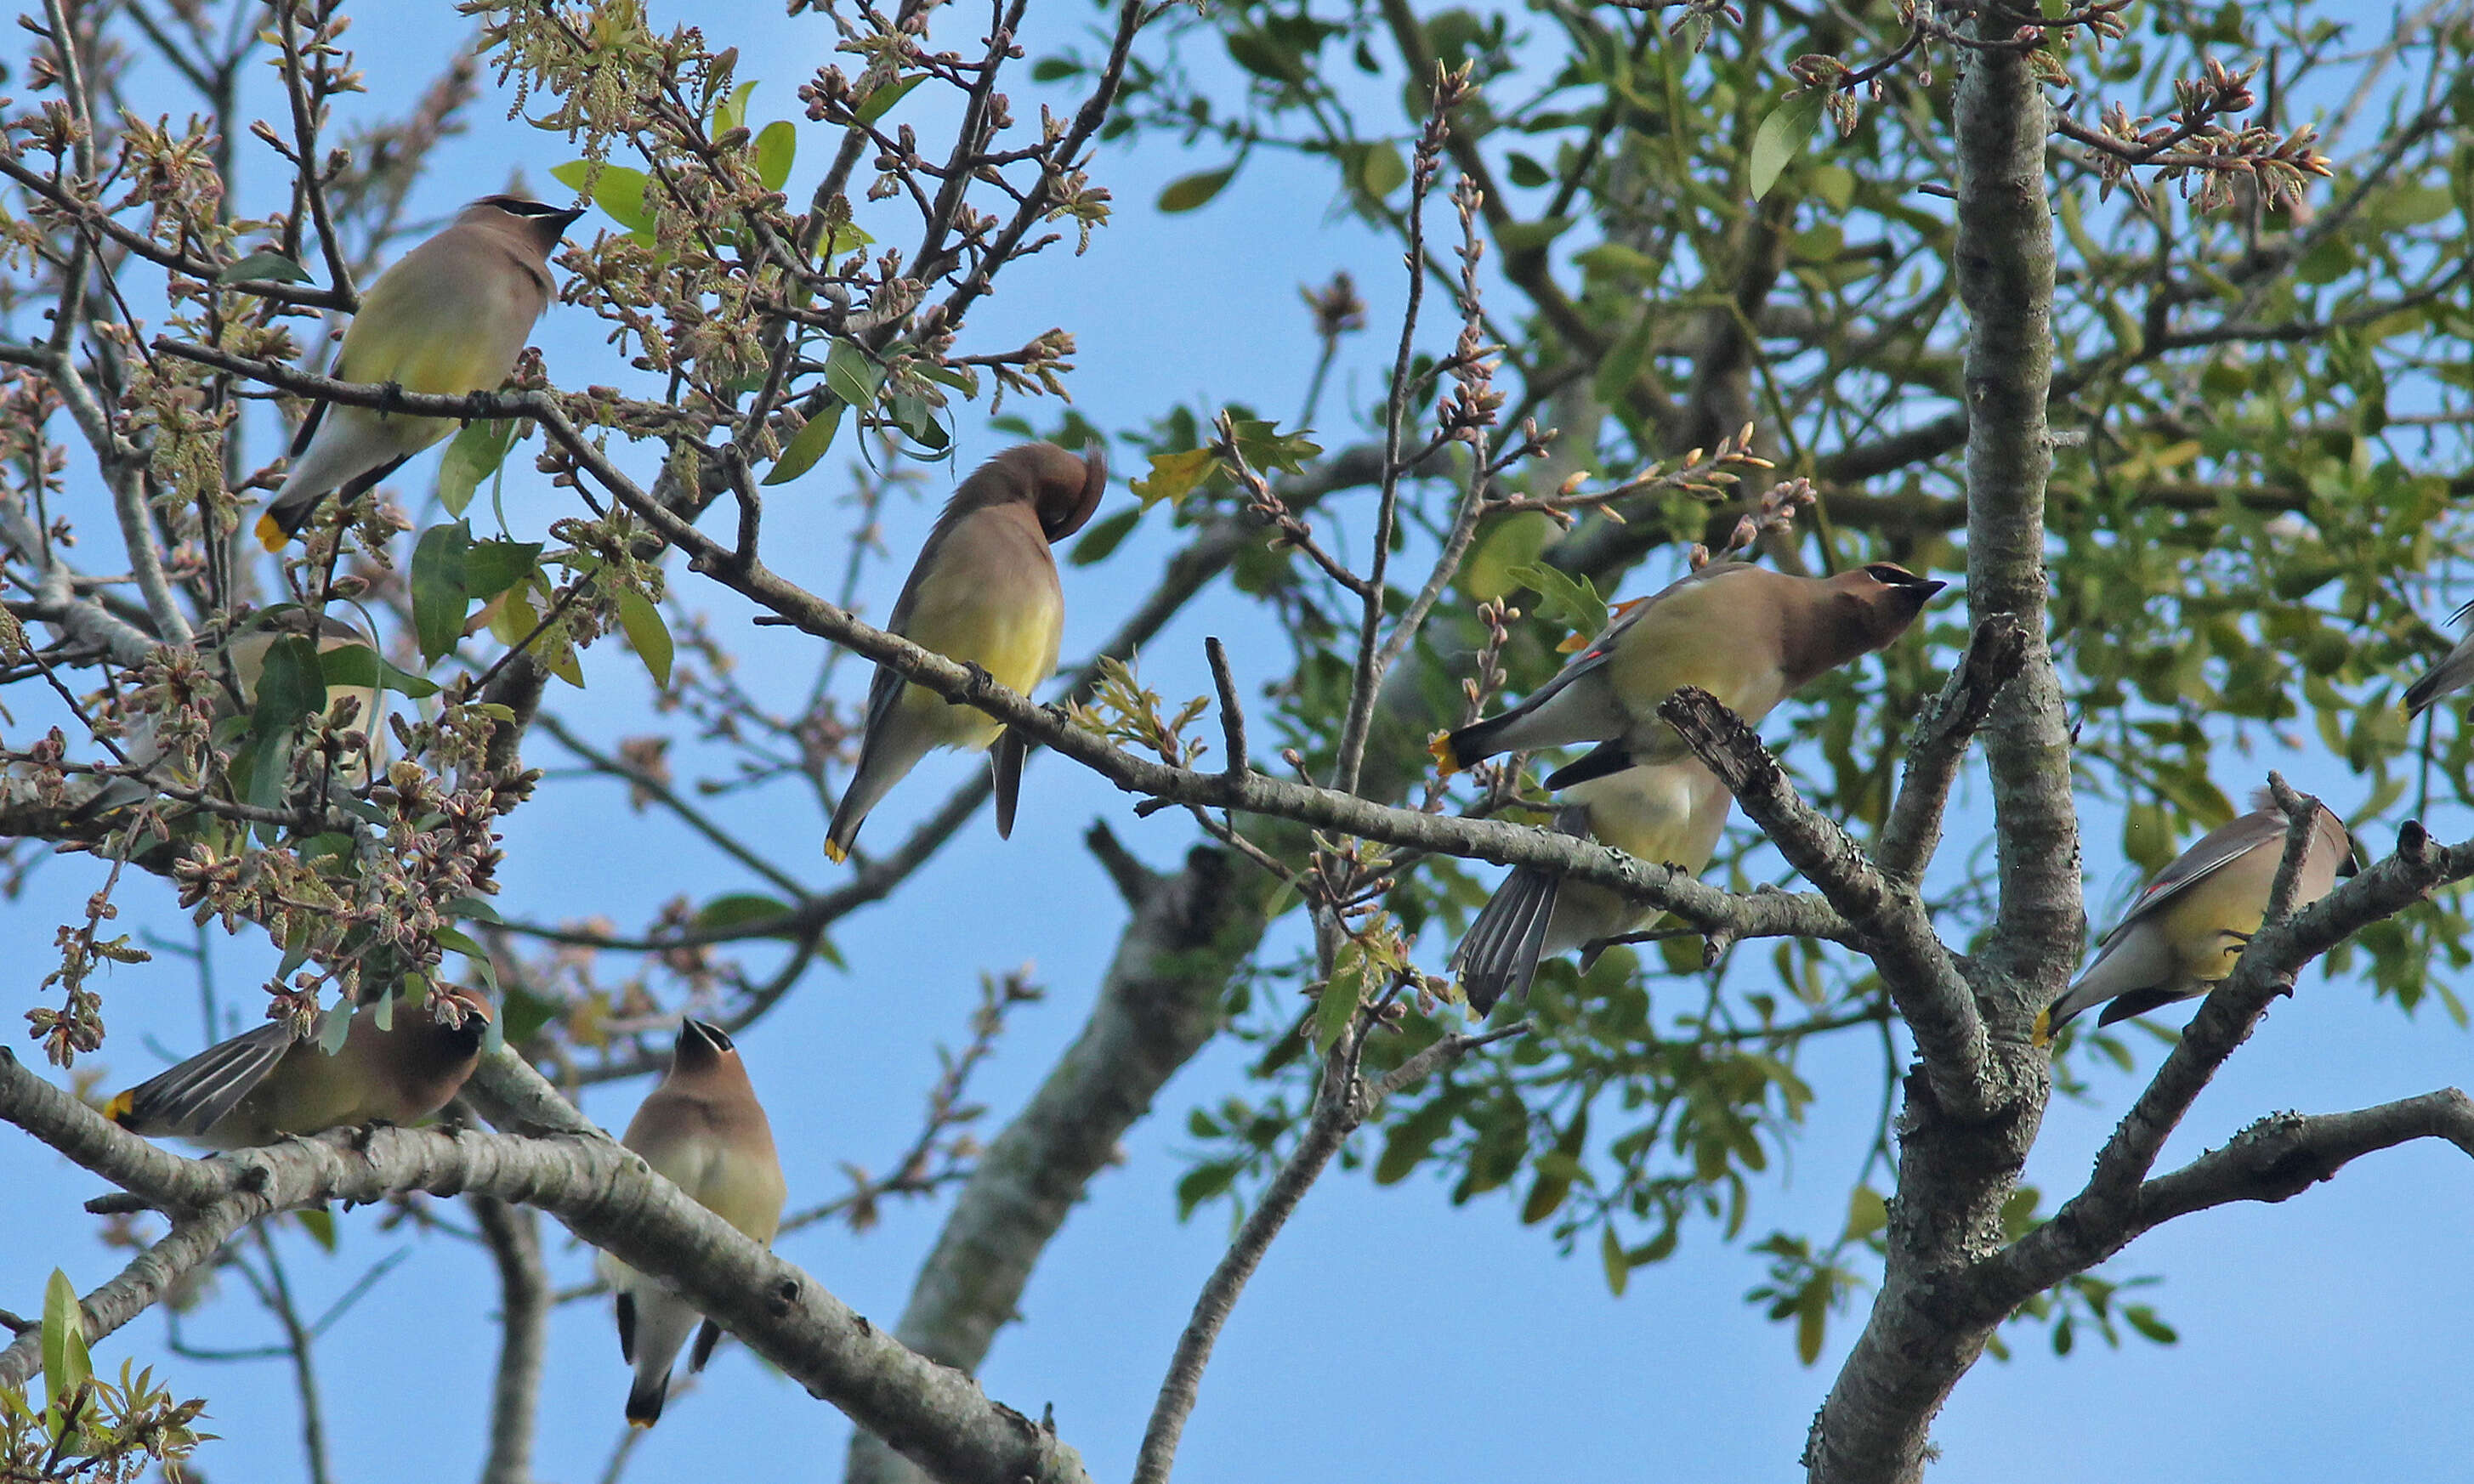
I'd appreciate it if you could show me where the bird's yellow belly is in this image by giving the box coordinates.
[899,598,1062,752]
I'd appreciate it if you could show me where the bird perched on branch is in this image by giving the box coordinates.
[824,441,1109,861]
[1431,560,1944,788]
[1454,759,1734,1015]
[256,195,584,548]
[106,986,492,1148]
[601,1020,786,1429]
[2036,788,2358,1041]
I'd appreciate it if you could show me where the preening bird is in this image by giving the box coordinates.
[1454,759,1734,1015]
[2401,601,2474,716]
[106,986,492,1149]
[256,195,585,548]
[1433,561,1945,787]
[823,441,1109,862]
[2036,789,2358,1041]
[600,1020,786,1429]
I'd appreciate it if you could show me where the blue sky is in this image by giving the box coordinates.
[5,3,2471,1482]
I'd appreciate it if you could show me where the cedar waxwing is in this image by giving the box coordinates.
[1455,759,1734,1015]
[822,442,1108,861]
[256,195,584,548]
[600,1019,786,1429]
[105,985,492,1149]
[2035,789,2358,1041]
[1433,561,1944,787]
[2401,601,2474,716]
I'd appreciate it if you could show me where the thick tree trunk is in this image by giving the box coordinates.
[1803,17,2071,1481]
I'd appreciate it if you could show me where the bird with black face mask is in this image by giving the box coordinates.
[2037,788,2359,1042]
[601,1020,786,1429]
[1433,560,1945,789]
[106,986,493,1149]
[257,195,586,548]
[825,441,1109,860]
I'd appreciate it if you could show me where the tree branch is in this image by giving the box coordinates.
[0,1047,1092,1484]
[1659,687,1992,1120]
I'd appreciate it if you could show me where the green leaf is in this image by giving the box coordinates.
[1750,92,1825,201]
[434,926,498,994]
[754,120,797,191]
[763,399,845,485]
[616,586,674,688]
[501,985,559,1046]
[1521,1155,1577,1226]
[1226,29,1308,82]
[319,998,355,1053]
[1504,150,1552,189]
[693,892,799,933]
[437,419,519,518]
[1807,161,1857,212]
[319,643,441,700]
[1375,1096,1459,1184]
[1600,1224,1629,1297]
[1357,141,1408,199]
[1842,1185,1887,1242]
[295,1206,338,1252]
[250,636,327,739]
[41,1269,90,1413]
[2122,1304,2178,1345]
[1158,166,1238,213]
[823,342,887,411]
[713,79,758,136]
[854,73,926,126]
[888,390,950,452]
[1504,563,1608,638]
[1175,1158,1240,1218]
[411,520,473,665]
[1574,242,1660,280]
[550,160,651,232]
[1312,958,1362,1056]
[1461,512,1557,601]
[443,895,502,924]
[462,539,542,603]
[1069,506,1141,566]
[1796,1282,1828,1364]
[218,248,311,284]
[1495,216,1575,255]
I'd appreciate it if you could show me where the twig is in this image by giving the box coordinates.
[1130,1019,1525,1484]
[472,1195,546,1484]
[1203,637,1246,780]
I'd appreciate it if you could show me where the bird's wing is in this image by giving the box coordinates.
[109,1024,298,1138]
[2095,809,2287,951]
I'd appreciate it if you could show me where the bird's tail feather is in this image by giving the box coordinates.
[1455,864,1559,1017]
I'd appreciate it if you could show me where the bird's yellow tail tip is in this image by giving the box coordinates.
[627,1417,655,1431]
[255,510,289,551]
[1427,732,1461,778]
[103,1090,134,1124]
[2030,1007,2053,1049]
[821,838,848,864]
